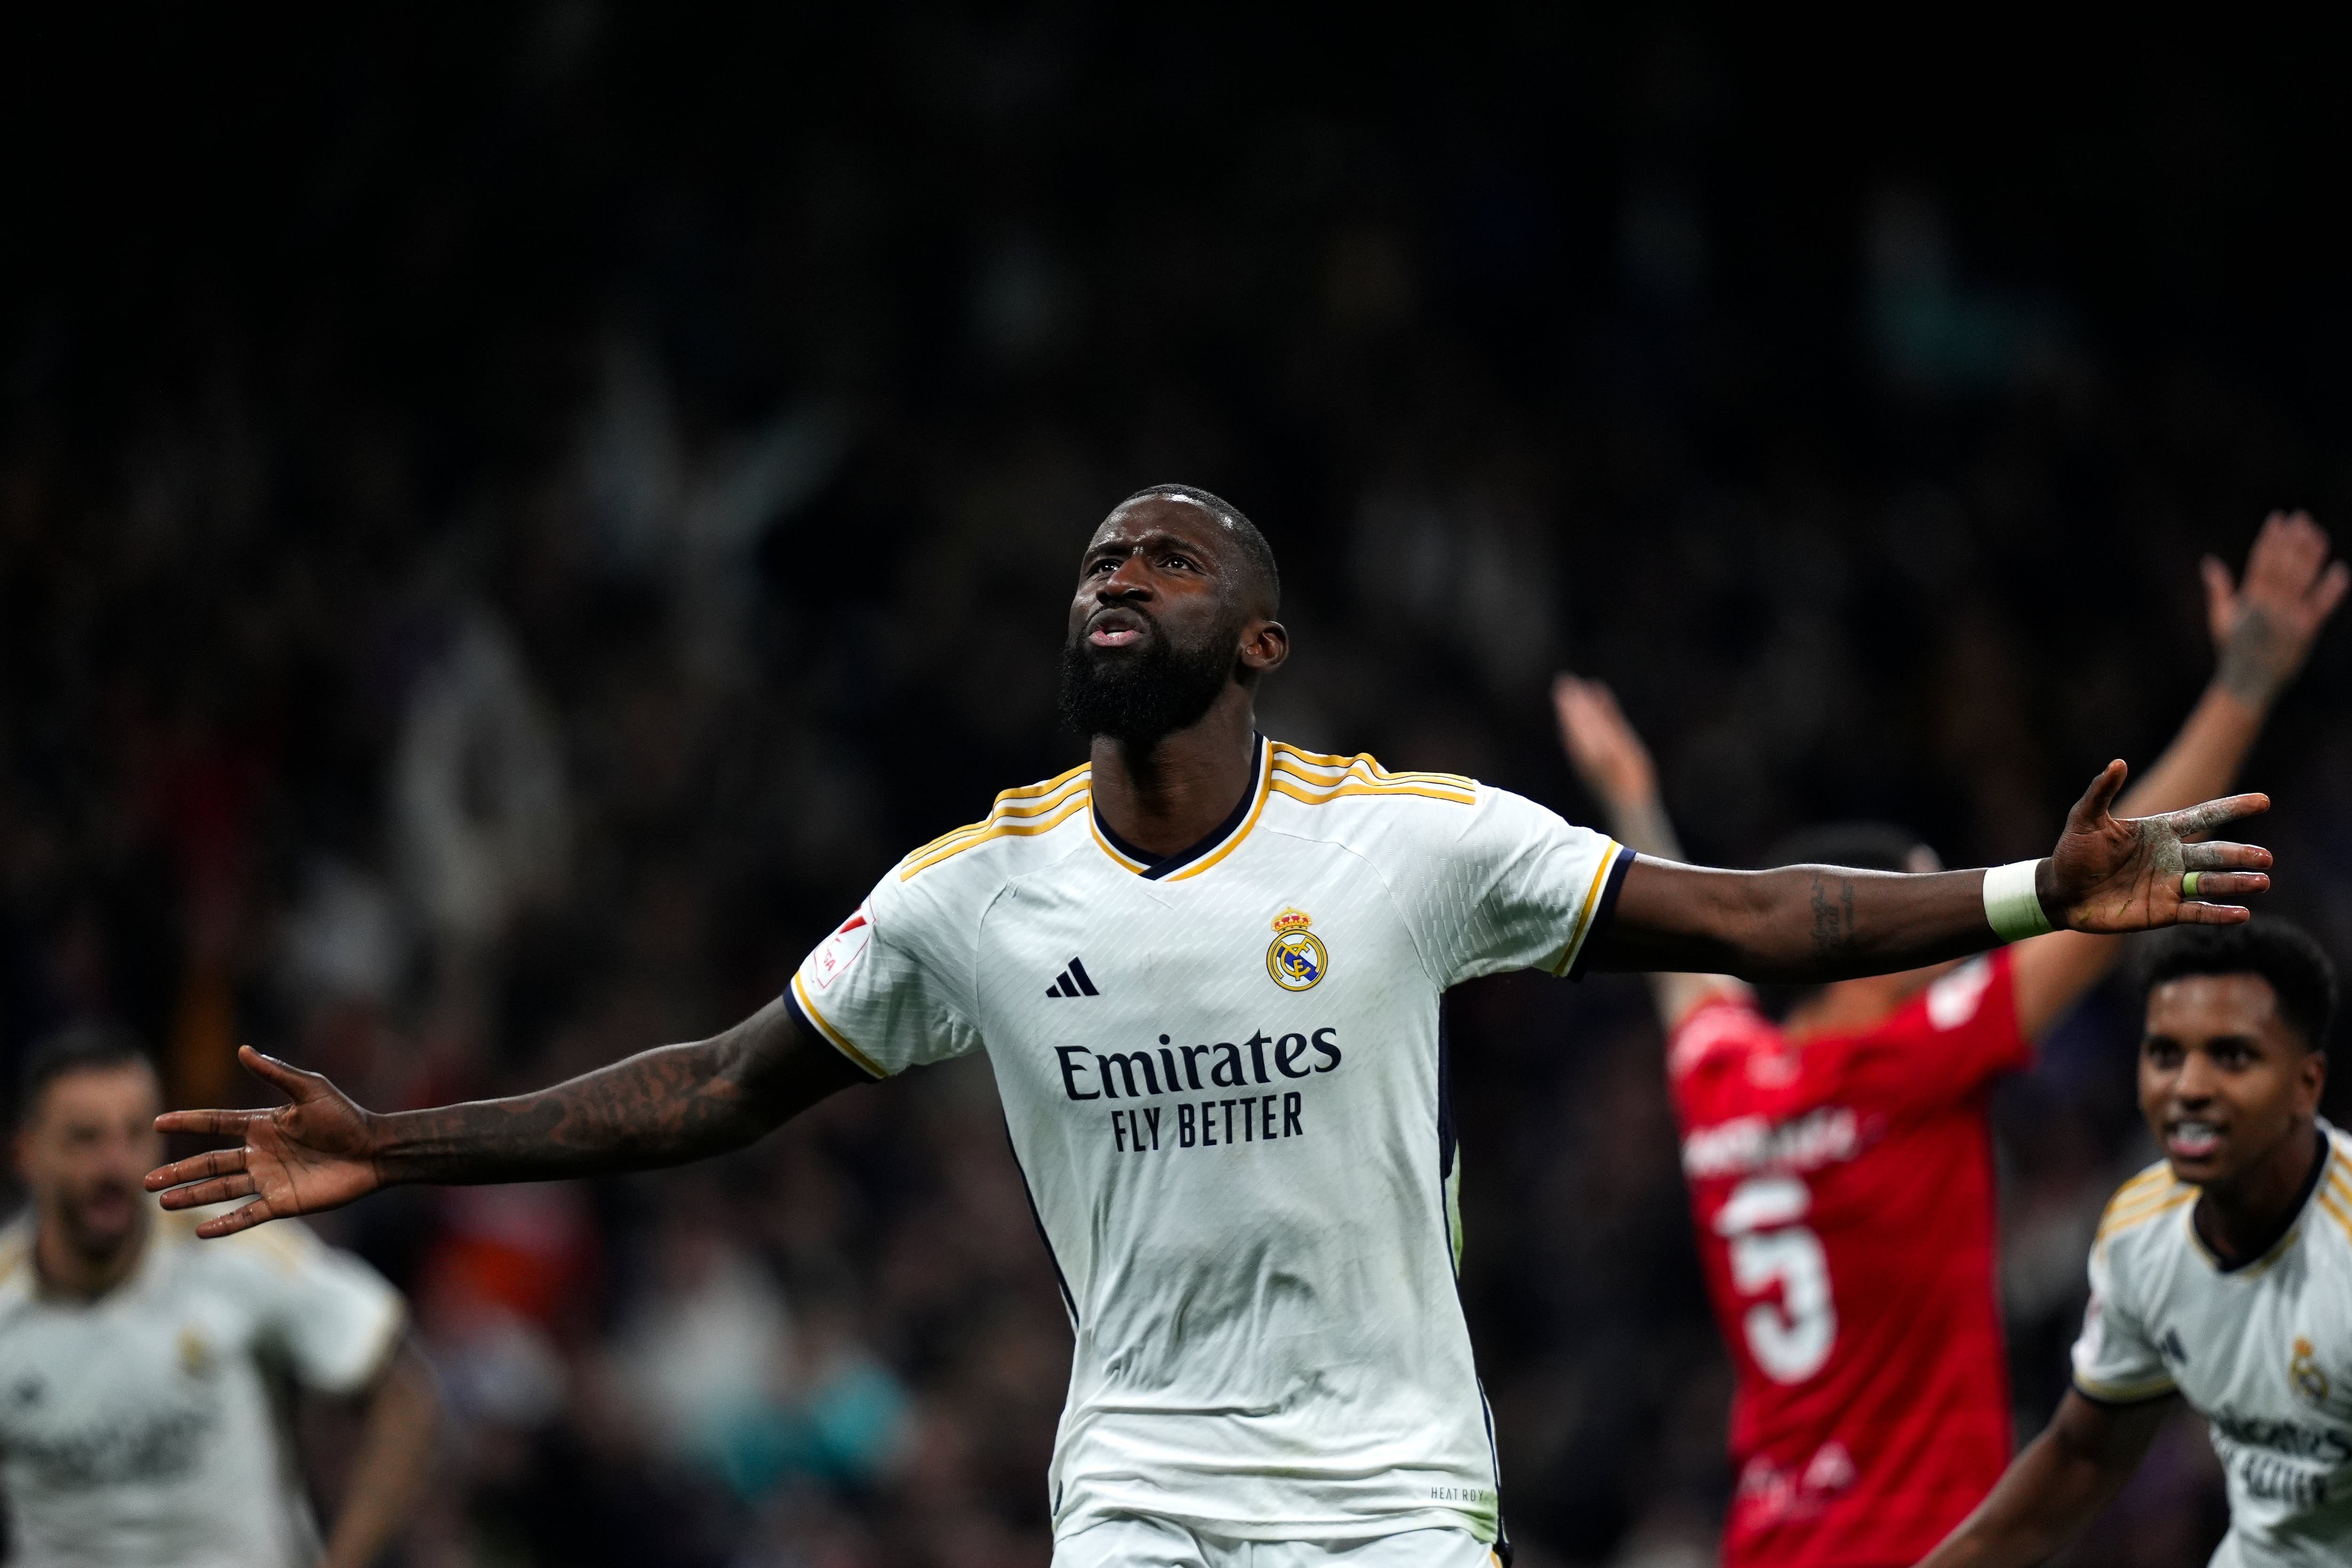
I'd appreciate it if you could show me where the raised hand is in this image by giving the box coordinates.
[1553,674,1660,815]
[145,1046,384,1238]
[2203,510,2349,704]
[2042,761,2271,933]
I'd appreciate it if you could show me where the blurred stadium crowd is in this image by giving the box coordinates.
[3,9,2348,1567]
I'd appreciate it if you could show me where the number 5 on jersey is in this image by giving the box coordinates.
[1715,1175,1838,1384]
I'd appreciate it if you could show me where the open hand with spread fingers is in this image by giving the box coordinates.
[2041,760,2271,932]
[146,1046,384,1238]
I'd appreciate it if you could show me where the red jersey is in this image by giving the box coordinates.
[1666,951,2028,1568]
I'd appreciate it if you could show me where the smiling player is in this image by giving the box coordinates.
[1919,919,2349,1568]
[144,484,2273,1568]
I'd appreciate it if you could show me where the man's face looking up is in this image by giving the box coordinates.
[1059,495,1283,745]
[2139,972,2325,1190]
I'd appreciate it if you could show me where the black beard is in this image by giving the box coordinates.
[1058,623,1236,745]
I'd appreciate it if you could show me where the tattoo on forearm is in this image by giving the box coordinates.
[383,1010,834,1186]
[1810,873,1856,959]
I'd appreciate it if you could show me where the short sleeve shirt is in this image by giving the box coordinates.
[0,1208,405,1568]
[787,739,1629,1545]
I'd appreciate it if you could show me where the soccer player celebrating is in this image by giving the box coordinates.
[0,1026,437,1568]
[1553,511,2344,1568]
[148,485,2273,1568]
[1918,919,2348,1568]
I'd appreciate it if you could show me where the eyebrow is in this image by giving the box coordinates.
[1086,528,1224,564]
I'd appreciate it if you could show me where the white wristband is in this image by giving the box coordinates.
[1983,858,2056,942]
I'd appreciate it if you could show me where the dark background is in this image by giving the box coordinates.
[3,9,2346,1565]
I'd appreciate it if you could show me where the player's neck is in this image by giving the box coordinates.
[1088,689,1260,859]
[2193,1121,2325,1269]
[34,1209,149,1301]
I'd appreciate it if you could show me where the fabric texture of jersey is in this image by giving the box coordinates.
[2072,1124,2352,1567]
[788,738,1629,1544]
[1665,950,2027,1568]
[1052,1514,1501,1568]
[0,1206,404,1568]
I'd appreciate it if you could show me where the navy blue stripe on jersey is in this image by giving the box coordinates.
[1091,736,1263,880]
[1565,844,1638,981]
[781,983,884,1079]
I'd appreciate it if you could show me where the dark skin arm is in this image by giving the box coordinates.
[1586,761,2272,981]
[146,999,867,1237]
[1915,1390,2174,1568]
[320,1339,441,1568]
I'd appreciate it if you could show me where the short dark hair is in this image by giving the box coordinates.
[1761,822,1935,876]
[1118,483,1280,614]
[2144,919,2338,1053]
[18,1023,156,1125]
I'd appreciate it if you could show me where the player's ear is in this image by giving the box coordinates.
[1239,617,1288,676]
[2295,1045,2327,1114]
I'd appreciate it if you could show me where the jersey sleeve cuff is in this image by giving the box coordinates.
[1565,844,1637,981]
[2070,1372,2178,1407]
[784,976,889,1080]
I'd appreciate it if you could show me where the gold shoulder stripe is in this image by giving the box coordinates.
[2097,1188,2194,1242]
[2316,1188,2352,1248]
[2102,1179,2193,1228]
[790,973,888,1078]
[2098,1168,2183,1223]
[1269,754,1475,805]
[1270,744,1474,791]
[906,768,1091,862]
[901,776,1092,879]
[1270,776,1478,807]
[2106,1174,2189,1218]
[2113,1163,2177,1202]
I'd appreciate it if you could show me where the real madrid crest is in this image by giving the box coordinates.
[1266,907,1328,991]
[2290,1335,2330,1407]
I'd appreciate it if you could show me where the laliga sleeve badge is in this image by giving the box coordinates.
[1266,907,1328,991]
[810,906,873,991]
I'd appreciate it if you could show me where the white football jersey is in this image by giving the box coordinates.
[788,738,1629,1545]
[0,1206,405,1568]
[2072,1123,2352,1567]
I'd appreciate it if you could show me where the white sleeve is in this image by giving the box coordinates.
[2070,1234,2176,1403]
[786,862,984,1077]
[1389,784,1631,988]
[234,1223,406,1395]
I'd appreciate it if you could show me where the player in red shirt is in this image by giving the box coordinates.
[1554,513,2347,1568]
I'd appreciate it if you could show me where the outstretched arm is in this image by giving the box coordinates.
[146,998,870,1237]
[1553,675,1747,1027]
[1915,1390,2172,1568]
[2010,510,2344,1034]
[1584,762,2272,982]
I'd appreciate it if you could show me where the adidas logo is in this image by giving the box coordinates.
[1046,958,1100,998]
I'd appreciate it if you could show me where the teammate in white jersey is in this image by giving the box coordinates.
[0,1026,436,1568]
[1920,920,2350,1568]
[143,484,2277,1567]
